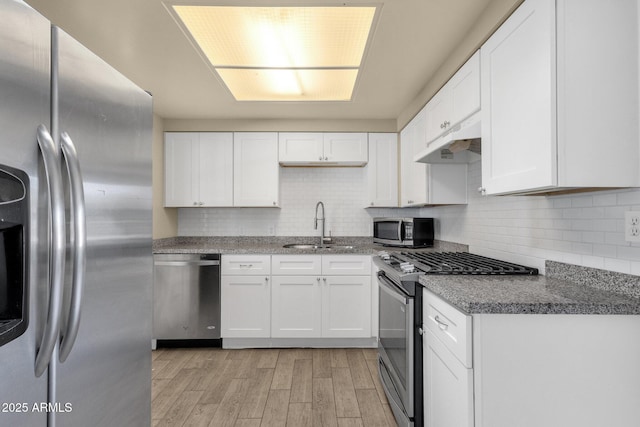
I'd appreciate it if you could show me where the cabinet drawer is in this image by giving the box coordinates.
[272,255,322,275]
[321,255,372,275]
[423,289,472,368]
[222,255,271,275]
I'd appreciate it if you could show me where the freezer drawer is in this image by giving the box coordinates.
[153,254,221,339]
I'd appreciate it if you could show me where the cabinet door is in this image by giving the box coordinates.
[480,0,556,195]
[424,329,474,427]
[233,132,280,207]
[424,88,452,145]
[271,275,322,338]
[366,133,398,207]
[221,275,271,338]
[400,108,428,206]
[278,132,323,164]
[164,132,197,207]
[322,276,371,338]
[198,132,233,206]
[323,133,368,165]
[449,50,480,126]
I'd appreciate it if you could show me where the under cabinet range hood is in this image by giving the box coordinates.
[414,111,481,164]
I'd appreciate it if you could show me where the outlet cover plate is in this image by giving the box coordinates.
[624,211,640,242]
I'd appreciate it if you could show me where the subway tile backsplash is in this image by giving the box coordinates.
[421,161,640,275]
[179,160,640,276]
[178,167,418,238]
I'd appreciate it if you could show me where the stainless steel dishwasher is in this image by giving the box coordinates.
[153,254,220,345]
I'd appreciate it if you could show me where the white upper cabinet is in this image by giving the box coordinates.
[366,133,398,207]
[278,132,323,164]
[425,51,480,145]
[278,132,368,166]
[401,108,467,206]
[234,132,280,207]
[400,107,428,206]
[480,0,639,195]
[164,132,233,207]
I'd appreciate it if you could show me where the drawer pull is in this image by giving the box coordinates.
[434,315,449,330]
[239,264,253,268]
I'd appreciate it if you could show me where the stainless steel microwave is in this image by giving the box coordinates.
[373,217,434,247]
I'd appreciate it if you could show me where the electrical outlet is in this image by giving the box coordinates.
[625,211,640,242]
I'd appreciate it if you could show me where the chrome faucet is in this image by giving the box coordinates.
[314,201,326,247]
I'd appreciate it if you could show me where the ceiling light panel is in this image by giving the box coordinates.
[170,4,377,101]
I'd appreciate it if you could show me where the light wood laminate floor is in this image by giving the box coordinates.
[151,347,398,427]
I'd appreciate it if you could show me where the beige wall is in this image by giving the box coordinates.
[152,114,178,238]
[397,0,523,130]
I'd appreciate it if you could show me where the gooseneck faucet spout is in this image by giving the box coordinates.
[314,201,326,247]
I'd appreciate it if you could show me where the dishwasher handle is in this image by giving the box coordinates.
[154,260,220,267]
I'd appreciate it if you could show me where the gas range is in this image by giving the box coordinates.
[374,251,538,427]
[374,251,538,294]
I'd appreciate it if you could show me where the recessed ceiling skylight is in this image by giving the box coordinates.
[170,5,377,101]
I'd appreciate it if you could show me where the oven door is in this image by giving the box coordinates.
[377,271,414,425]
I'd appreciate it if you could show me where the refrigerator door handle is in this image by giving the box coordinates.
[59,132,86,363]
[34,124,66,377]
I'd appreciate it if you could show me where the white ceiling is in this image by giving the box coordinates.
[24,0,510,124]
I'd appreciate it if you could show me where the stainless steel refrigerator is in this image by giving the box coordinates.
[0,1,153,426]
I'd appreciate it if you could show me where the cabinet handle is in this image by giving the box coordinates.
[440,123,445,129]
[434,315,449,331]
[273,201,276,206]
[199,201,204,206]
[324,156,328,161]
[477,187,486,195]
[322,277,327,284]
[317,277,321,283]
[239,264,253,268]
[408,200,413,204]
[418,327,424,336]
[265,277,269,282]
[319,156,323,161]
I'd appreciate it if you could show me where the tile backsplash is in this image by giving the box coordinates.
[178,167,418,237]
[421,161,640,275]
[178,160,640,275]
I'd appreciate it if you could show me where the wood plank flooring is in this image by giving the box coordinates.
[151,347,397,427]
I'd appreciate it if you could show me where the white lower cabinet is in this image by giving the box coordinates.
[423,328,473,427]
[271,255,371,339]
[423,290,473,427]
[271,275,322,338]
[423,289,640,427]
[220,275,270,338]
[221,255,271,338]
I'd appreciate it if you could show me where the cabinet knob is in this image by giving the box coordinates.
[273,201,276,206]
[370,202,374,206]
[193,202,197,206]
[408,200,413,204]
[477,187,486,195]
[440,123,445,129]
[199,202,204,206]
[265,277,269,282]
[317,277,321,283]
[324,156,328,161]
[319,156,323,160]
[322,277,327,284]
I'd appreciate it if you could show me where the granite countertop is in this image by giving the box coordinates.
[419,261,640,315]
[152,236,468,255]
[153,236,640,315]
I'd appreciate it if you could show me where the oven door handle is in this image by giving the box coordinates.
[377,272,409,304]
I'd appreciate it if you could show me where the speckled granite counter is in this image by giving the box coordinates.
[152,236,467,255]
[419,260,640,315]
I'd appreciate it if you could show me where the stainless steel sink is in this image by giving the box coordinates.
[282,244,357,250]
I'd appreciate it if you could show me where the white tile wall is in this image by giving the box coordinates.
[178,167,419,237]
[421,161,640,275]
[179,159,640,275]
